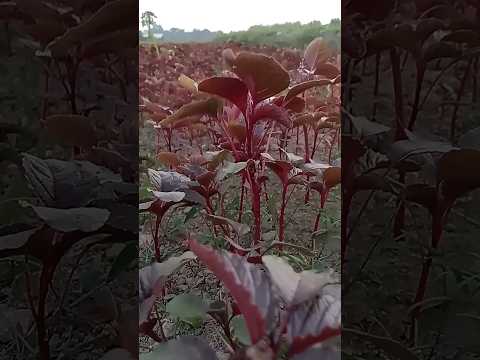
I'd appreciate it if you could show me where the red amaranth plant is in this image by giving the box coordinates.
[152,40,340,249]
[177,238,340,360]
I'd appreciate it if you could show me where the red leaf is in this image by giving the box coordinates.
[222,48,237,68]
[273,96,306,113]
[303,37,332,72]
[324,167,341,189]
[231,301,241,316]
[253,103,292,128]
[314,63,340,79]
[232,52,290,102]
[227,120,247,143]
[188,238,275,343]
[160,98,220,127]
[196,171,216,188]
[198,76,249,114]
[157,152,188,167]
[284,80,331,104]
[287,290,341,355]
[265,160,293,185]
[284,96,307,113]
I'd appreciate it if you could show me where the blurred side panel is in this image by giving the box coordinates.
[342,0,480,359]
[0,0,139,358]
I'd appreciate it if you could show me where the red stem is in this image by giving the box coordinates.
[328,129,339,164]
[238,175,246,222]
[393,171,406,240]
[151,202,173,261]
[341,192,353,265]
[407,62,425,130]
[278,185,288,251]
[410,203,450,342]
[313,212,321,233]
[304,178,310,204]
[311,128,319,159]
[450,59,472,143]
[37,263,55,360]
[303,124,309,163]
[314,190,329,232]
[153,216,162,261]
[247,166,262,246]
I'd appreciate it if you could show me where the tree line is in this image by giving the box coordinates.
[140,11,340,49]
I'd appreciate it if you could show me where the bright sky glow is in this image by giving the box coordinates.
[139,0,340,32]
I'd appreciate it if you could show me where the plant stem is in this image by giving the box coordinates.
[473,57,478,103]
[372,52,381,121]
[314,189,328,232]
[4,21,12,56]
[410,203,450,343]
[278,185,288,251]
[303,124,309,162]
[393,171,406,240]
[390,48,406,137]
[151,202,173,261]
[153,216,162,261]
[328,129,339,164]
[450,59,472,143]
[341,192,352,264]
[408,62,425,130]
[304,176,310,204]
[37,263,55,360]
[247,165,262,246]
[237,175,246,222]
[311,128,319,159]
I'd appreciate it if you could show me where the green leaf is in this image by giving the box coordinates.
[388,132,456,163]
[140,336,218,360]
[0,228,39,251]
[459,126,480,151]
[0,306,32,342]
[80,267,103,292]
[351,116,390,138]
[22,154,123,208]
[92,201,137,232]
[184,206,201,223]
[231,315,252,345]
[29,206,110,232]
[166,294,208,327]
[108,242,137,281]
[215,161,248,182]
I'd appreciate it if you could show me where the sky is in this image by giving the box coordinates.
[139,0,340,32]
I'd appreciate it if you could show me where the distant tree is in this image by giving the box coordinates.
[141,11,157,39]
[152,23,164,33]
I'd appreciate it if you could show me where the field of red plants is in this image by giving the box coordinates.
[138,40,341,359]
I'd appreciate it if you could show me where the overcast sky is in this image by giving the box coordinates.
[139,0,340,32]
